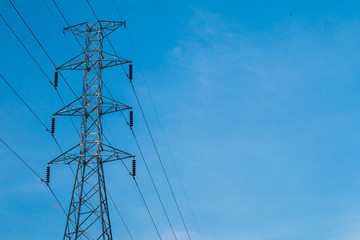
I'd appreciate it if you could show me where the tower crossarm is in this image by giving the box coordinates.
[57,52,131,71]
[101,143,135,163]
[49,144,81,165]
[63,21,126,38]
[49,143,134,165]
[54,95,131,117]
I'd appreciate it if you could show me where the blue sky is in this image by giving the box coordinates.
[1,0,360,240]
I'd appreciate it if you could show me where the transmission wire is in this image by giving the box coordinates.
[104,1,200,238]
[50,0,137,231]
[112,1,202,236]
[41,0,75,53]
[83,2,177,240]
[0,137,67,216]
[0,73,64,152]
[0,73,49,133]
[3,6,94,235]
[133,179,163,240]
[40,2,177,239]
[0,14,52,85]
[3,4,129,238]
[100,31,180,240]
[0,13,80,138]
[35,2,150,239]
[0,137,89,236]
[8,0,78,99]
[50,0,70,26]
[130,81,193,240]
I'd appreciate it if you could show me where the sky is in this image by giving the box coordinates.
[1,0,360,240]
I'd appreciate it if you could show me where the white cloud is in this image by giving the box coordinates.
[158,8,360,240]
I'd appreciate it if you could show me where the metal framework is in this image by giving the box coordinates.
[49,21,133,240]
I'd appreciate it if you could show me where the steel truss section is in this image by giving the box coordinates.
[54,95,131,117]
[49,143,134,165]
[49,21,132,240]
[58,51,131,70]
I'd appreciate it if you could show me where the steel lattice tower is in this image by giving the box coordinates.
[49,21,134,240]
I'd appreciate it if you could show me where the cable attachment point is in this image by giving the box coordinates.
[54,71,58,88]
[46,165,51,184]
[132,159,136,177]
[129,64,133,82]
[129,110,134,129]
[51,117,55,135]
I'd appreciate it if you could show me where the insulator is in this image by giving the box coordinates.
[51,117,55,134]
[129,111,133,128]
[46,166,50,183]
[54,71,58,88]
[129,64,133,80]
[132,159,136,177]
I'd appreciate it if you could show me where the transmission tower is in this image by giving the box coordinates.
[48,21,134,240]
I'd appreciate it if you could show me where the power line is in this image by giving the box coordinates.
[104,80,179,240]
[44,18,143,239]
[8,0,78,99]
[133,179,163,240]
[0,14,52,85]
[0,73,49,133]
[13,1,184,239]
[41,0,62,30]
[108,72,192,240]
[86,0,99,21]
[111,0,124,20]
[50,0,85,51]
[0,71,83,233]
[2,8,96,234]
[0,137,44,181]
[20,2,125,163]
[0,72,64,152]
[130,81,193,240]
[41,4,140,239]
[104,85,177,238]
[2,0,201,237]
[129,118,179,240]
[115,153,164,240]
[41,0,75,54]
[47,184,68,216]
[83,2,179,240]
[113,148,179,240]
[100,1,199,237]
[4,8,86,189]
[0,69,74,181]
[0,137,67,216]
[0,137,85,237]
[0,13,80,138]
[85,0,129,77]
[126,30,200,240]
[127,25,202,239]
[84,0,129,76]
[3,4,136,239]
[108,192,135,240]
[50,0,70,26]
[10,0,122,159]
[86,2,194,239]
[8,0,55,66]
[103,82,178,240]
[1,13,74,152]
[46,1,127,150]
[111,1,203,237]
[46,1,117,144]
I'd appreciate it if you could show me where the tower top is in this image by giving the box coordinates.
[64,20,126,38]
[57,20,130,71]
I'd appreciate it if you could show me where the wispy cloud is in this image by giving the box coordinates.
[155,8,360,240]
